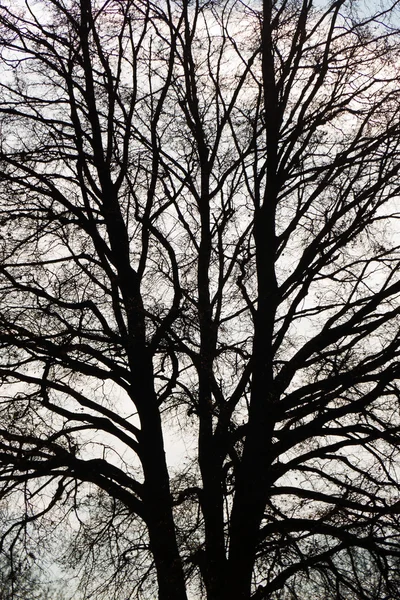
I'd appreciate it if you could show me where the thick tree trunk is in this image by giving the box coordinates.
[226,367,276,600]
[226,2,281,593]
[140,407,188,600]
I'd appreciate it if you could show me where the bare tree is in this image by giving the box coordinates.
[0,0,399,599]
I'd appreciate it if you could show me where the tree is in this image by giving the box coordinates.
[0,0,399,598]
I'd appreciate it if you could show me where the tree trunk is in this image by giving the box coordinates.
[140,406,188,600]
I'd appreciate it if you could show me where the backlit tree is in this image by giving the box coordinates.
[0,1,399,599]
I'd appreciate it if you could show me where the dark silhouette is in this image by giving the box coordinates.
[0,1,399,599]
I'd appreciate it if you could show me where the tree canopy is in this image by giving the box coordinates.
[0,0,399,599]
